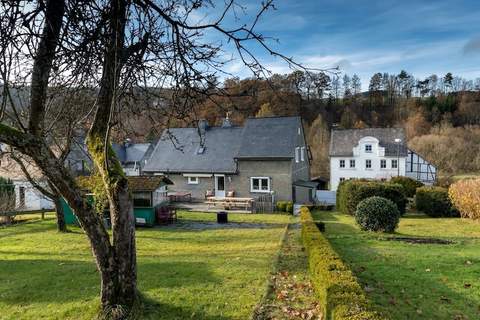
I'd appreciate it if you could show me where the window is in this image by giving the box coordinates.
[391,159,398,169]
[295,147,300,163]
[365,159,372,169]
[187,176,199,184]
[350,159,355,168]
[380,159,386,169]
[339,159,345,168]
[339,177,346,182]
[133,192,151,207]
[301,147,305,161]
[250,177,270,193]
[365,144,372,153]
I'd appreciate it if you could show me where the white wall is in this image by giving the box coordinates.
[13,181,54,210]
[330,137,406,191]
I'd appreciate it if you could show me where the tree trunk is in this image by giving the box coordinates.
[53,195,68,232]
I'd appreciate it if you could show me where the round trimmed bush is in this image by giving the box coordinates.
[355,196,400,233]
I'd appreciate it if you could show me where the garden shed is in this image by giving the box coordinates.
[62,175,173,227]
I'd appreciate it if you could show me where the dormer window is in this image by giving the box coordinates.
[365,144,372,153]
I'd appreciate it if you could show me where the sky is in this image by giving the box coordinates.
[199,0,480,89]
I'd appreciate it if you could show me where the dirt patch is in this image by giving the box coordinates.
[385,236,453,245]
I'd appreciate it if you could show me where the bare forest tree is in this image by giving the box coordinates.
[0,1,316,318]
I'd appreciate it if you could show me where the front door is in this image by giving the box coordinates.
[215,175,226,198]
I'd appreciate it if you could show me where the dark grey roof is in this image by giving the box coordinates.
[235,116,301,159]
[143,127,244,173]
[143,116,303,173]
[329,128,408,157]
[112,143,152,164]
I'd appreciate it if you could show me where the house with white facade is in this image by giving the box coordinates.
[329,128,436,190]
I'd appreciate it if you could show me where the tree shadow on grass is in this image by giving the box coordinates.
[0,259,219,305]
[319,216,480,319]
[138,294,232,320]
[0,221,57,240]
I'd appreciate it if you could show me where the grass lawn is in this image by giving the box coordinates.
[313,210,480,320]
[0,211,292,320]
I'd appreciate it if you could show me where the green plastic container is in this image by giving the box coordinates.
[61,195,95,226]
[133,207,155,227]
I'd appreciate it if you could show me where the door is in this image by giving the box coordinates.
[215,175,226,198]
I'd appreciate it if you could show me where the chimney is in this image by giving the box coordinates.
[124,138,132,148]
[221,112,232,128]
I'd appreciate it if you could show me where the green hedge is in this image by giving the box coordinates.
[337,180,407,215]
[415,186,458,217]
[390,176,423,198]
[300,207,384,320]
[276,201,293,214]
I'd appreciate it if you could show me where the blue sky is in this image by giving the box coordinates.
[201,0,480,89]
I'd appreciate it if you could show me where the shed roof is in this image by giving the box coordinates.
[76,175,172,193]
[329,128,408,157]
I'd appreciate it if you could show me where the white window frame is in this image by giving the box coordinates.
[250,177,271,193]
[365,144,372,153]
[295,147,300,163]
[187,176,199,185]
[350,159,355,168]
[391,159,398,169]
[365,159,372,169]
[301,147,305,162]
[380,159,387,169]
[339,159,345,168]
[339,177,346,182]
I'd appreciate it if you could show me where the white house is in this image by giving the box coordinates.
[329,128,436,191]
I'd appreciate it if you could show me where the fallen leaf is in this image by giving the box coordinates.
[464,283,472,289]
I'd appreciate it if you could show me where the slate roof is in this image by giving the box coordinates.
[143,126,244,173]
[329,128,408,157]
[235,116,301,159]
[112,143,152,163]
[143,116,302,173]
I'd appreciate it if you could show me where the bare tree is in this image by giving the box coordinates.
[0,1,314,317]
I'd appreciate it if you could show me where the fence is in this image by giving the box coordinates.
[315,190,336,205]
[252,193,274,213]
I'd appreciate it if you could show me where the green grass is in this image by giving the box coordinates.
[312,210,480,320]
[0,211,292,320]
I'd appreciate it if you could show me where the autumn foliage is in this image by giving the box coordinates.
[449,178,480,220]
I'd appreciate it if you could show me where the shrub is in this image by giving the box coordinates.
[449,178,480,219]
[355,196,400,233]
[276,201,287,212]
[337,180,407,215]
[415,186,458,217]
[276,201,293,214]
[390,176,423,198]
[300,207,384,320]
[285,202,294,214]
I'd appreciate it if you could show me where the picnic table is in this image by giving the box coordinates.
[167,191,192,202]
[206,196,254,211]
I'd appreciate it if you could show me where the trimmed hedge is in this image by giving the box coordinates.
[337,180,407,216]
[276,201,294,214]
[300,207,384,320]
[415,186,458,217]
[390,176,423,198]
[355,196,400,232]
